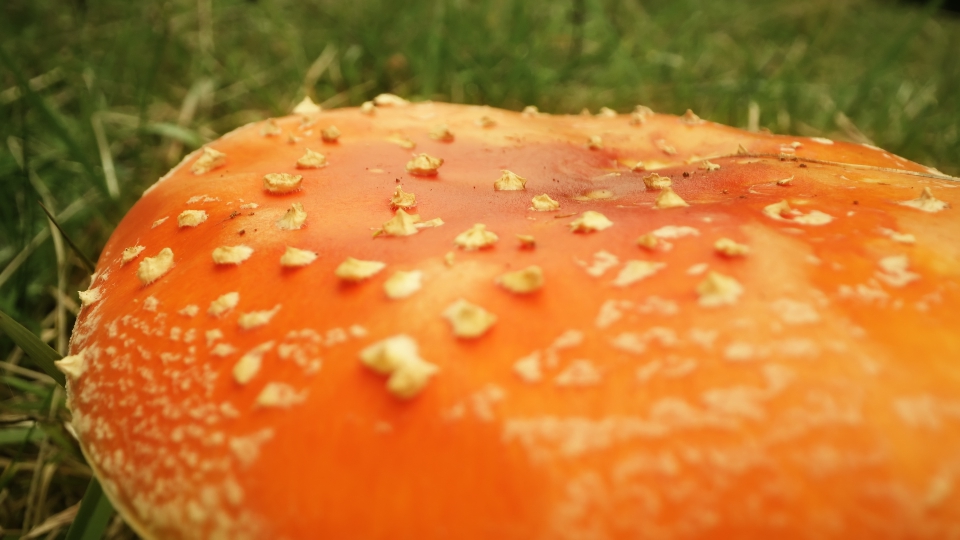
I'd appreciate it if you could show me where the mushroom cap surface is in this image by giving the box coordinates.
[67,101,960,539]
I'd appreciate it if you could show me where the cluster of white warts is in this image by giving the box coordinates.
[71,101,946,402]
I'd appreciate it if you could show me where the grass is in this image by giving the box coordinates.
[1,0,959,536]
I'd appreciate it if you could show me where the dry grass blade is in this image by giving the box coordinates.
[163,78,215,164]
[302,43,338,99]
[0,360,57,384]
[90,113,120,199]
[21,440,52,532]
[48,287,80,317]
[0,66,63,105]
[0,456,91,477]
[0,309,113,538]
[318,80,376,109]
[21,501,80,539]
[24,388,64,532]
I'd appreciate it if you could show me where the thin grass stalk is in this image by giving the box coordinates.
[20,501,80,539]
[0,47,101,194]
[0,193,96,291]
[26,173,69,357]
[0,308,113,537]
[302,44,337,99]
[90,113,119,200]
[37,203,96,275]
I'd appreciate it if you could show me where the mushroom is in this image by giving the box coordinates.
[64,98,960,539]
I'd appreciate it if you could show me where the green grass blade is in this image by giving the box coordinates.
[38,422,84,462]
[142,122,205,147]
[421,0,447,97]
[64,478,114,540]
[0,375,50,397]
[843,0,945,118]
[0,309,66,387]
[0,46,102,196]
[37,201,97,274]
[0,424,38,493]
[0,426,46,446]
[0,308,115,538]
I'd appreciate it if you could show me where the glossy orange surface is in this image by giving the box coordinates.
[67,101,960,539]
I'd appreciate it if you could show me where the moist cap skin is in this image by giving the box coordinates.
[62,98,960,539]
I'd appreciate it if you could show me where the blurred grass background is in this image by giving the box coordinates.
[1,0,959,536]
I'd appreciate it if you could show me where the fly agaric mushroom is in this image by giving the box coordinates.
[62,98,960,539]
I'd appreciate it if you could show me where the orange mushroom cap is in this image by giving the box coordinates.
[63,98,960,539]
